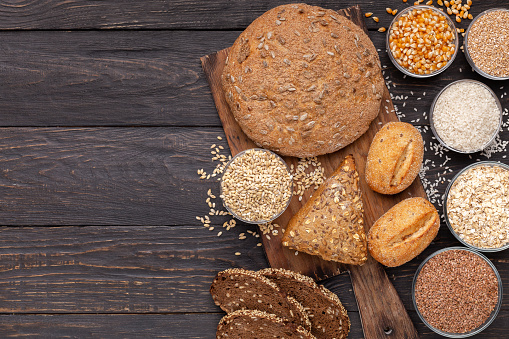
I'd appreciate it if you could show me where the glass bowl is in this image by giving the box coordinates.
[429,79,502,153]
[220,148,293,224]
[386,5,459,78]
[443,161,509,252]
[412,247,503,337]
[464,8,509,81]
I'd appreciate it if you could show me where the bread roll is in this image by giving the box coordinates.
[365,122,424,194]
[367,197,439,267]
[222,4,384,157]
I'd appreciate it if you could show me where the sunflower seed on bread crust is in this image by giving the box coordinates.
[210,268,311,331]
[222,4,384,157]
[217,309,316,339]
[261,268,350,339]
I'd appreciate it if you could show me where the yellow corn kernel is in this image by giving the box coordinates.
[392,9,398,15]
[373,16,379,22]
[467,0,472,5]
[444,0,450,6]
[456,16,461,23]
[386,8,393,14]
[459,10,464,16]
[365,12,373,17]
[447,7,453,14]
[463,11,468,19]
[403,0,408,2]
[467,13,473,19]
[426,0,433,5]
[378,27,386,32]
[414,1,419,5]
[438,0,444,5]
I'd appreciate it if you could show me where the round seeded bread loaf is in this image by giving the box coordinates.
[222,3,384,157]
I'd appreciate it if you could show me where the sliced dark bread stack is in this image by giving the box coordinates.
[217,310,316,339]
[261,268,350,339]
[210,268,311,332]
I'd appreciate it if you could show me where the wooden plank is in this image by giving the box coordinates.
[0,30,507,127]
[0,126,506,226]
[0,225,507,314]
[202,5,421,338]
[0,31,237,127]
[0,0,496,30]
[0,312,365,338]
[2,311,509,338]
[0,225,357,313]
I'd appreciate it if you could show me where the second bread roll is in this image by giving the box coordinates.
[367,197,439,267]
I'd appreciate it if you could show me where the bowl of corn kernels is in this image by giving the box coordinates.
[387,5,459,78]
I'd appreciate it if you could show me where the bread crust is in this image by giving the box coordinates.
[365,122,424,195]
[216,309,316,339]
[222,3,384,157]
[210,268,311,331]
[367,197,440,267]
[281,155,367,265]
[260,268,350,339]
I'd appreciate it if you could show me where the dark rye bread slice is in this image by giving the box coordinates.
[260,268,350,339]
[210,268,311,331]
[217,309,317,339]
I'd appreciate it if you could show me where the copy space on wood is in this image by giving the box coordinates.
[202,5,421,338]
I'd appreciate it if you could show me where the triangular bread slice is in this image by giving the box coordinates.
[216,309,316,339]
[282,154,368,265]
[210,268,311,331]
[261,268,350,339]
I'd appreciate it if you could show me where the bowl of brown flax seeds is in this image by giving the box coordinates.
[464,8,509,80]
[444,161,509,252]
[413,247,502,337]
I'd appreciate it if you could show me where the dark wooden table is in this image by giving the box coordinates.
[0,1,508,338]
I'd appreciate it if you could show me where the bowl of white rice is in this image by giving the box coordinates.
[429,79,502,153]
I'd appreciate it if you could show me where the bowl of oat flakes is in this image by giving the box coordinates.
[444,161,509,252]
[220,148,293,224]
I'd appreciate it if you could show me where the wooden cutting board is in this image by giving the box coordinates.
[201,5,420,338]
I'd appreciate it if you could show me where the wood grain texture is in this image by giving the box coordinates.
[0,125,505,228]
[3,311,509,338]
[0,0,497,30]
[1,0,509,337]
[202,5,419,338]
[0,225,508,313]
[1,30,508,127]
[0,225,356,313]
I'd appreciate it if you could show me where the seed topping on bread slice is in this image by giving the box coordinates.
[217,309,316,339]
[261,268,350,339]
[210,268,311,331]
